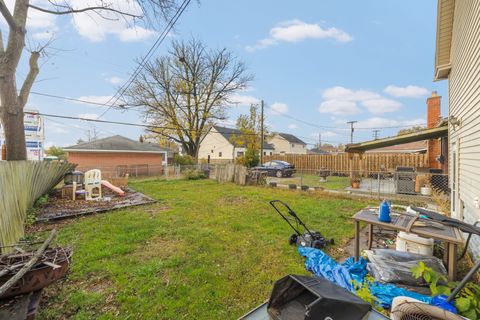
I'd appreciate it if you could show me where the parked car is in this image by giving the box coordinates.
[253,160,295,178]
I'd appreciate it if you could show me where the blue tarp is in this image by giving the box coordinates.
[298,246,433,308]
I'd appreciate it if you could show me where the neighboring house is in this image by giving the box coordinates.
[64,135,170,177]
[308,148,330,155]
[268,133,307,155]
[198,126,274,163]
[434,0,480,245]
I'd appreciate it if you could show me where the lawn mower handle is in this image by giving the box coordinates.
[269,200,314,237]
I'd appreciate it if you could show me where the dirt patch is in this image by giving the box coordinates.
[36,187,156,222]
[217,195,249,206]
[134,236,185,261]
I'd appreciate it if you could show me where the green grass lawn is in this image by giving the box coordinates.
[37,179,370,320]
[269,174,350,190]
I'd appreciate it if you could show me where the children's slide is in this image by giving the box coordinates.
[101,180,125,196]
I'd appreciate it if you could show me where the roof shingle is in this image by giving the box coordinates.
[64,135,170,153]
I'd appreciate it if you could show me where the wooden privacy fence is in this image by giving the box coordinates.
[0,161,75,252]
[213,164,248,185]
[263,153,428,172]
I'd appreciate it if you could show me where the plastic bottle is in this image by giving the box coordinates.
[379,200,391,223]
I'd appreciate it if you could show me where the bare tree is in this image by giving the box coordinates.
[125,38,252,158]
[0,0,179,160]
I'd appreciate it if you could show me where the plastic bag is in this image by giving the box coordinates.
[366,249,447,286]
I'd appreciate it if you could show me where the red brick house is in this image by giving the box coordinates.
[64,135,170,177]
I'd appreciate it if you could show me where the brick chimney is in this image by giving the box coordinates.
[427,91,441,168]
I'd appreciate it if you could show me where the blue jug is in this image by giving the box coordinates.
[379,200,391,223]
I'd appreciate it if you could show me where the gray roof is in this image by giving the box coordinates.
[308,148,329,154]
[213,126,274,150]
[64,135,170,153]
[277,132,306,145]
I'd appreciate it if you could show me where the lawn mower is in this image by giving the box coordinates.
[270,200,334,249]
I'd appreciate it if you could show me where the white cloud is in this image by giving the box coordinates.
[32,31,55,40]
[322,131,338,138]
[228,94,260,106]
[117,27,157,42]
[77,113,102,120]
[105,76,123,85]
[323,86,380,101]
[362,98,402,114]
[75,95,114,105]
[246,20,352,52]
[68,0,156,42]
[319,86,402,116]
[356,117,425,129]
[384,85,430,98]
[270,102,288,114]
[319,100,361,116]
[288,124,298,129]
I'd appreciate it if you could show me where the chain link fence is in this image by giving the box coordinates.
[265,168,449,202]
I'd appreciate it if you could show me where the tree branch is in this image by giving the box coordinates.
[19,51,40,107]
[28,4,142,18]
[0,0,17,29]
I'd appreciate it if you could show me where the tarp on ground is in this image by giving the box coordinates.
[298,246,433,308]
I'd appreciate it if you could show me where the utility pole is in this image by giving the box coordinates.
[372,129,380,140]
[347,121,358,144]
[260,100,264,164]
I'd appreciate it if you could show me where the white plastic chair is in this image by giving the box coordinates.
[84,169,102,200]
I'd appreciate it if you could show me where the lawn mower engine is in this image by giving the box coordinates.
[270,200,334,250]
[289,230,332,249]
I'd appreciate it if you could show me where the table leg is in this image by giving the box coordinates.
[355,221,360,262]
[368,224,373,250]
[447,243,458,281]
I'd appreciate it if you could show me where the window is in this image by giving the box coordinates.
[269,152,273,155]
[218,152,222,157]
[291,143,295,148]
[211,149,214,153]
[236,151,244,157]
[263,151,266,156]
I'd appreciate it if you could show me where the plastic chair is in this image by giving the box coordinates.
[84,169,102,200]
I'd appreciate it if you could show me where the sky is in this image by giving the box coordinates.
[7,0,448,148]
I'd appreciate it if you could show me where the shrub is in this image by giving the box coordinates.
[174,154,196,165]
[183,169,206,180]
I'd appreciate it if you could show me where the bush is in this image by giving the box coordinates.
[174,154,196,165]
[183,169,206,180]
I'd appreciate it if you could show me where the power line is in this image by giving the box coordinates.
[30,91,120,107]
[100,0,192,117]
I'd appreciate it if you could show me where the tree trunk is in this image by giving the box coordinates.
[0,75,27,161]
[1,107,27,161]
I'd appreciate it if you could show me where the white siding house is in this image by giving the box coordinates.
[268,133,307,155]
[198,126,274,163]
[435,0,480,256]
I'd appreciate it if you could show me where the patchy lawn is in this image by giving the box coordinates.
[37,179,370,320]
[270,174,350,190]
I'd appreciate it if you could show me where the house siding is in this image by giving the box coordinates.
[198,128,235,162]
[448,0,480,256]
[268,135,307,154]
